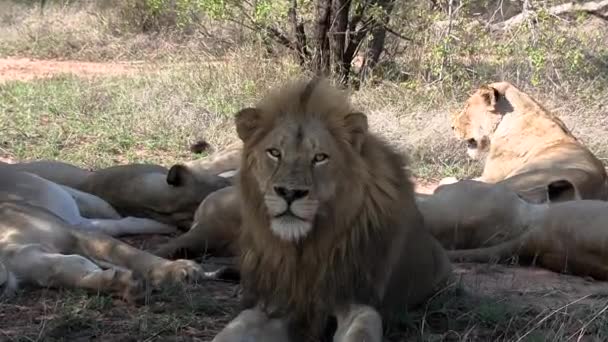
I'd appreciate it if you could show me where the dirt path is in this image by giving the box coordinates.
[0,57,142,83]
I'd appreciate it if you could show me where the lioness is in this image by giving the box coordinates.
[154,186,240,259]
[450,81,607,200]
[418,179,608,280]
[79,164,231,230]
[214,78,452,342]
[4,159,92,190]
[0,168,210,300]
[5,161,231,230]
[0,160,121,219]
[184,140,242,179]
[0,166,175,237]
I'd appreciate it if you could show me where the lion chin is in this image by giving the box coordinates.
[270,214,312,242]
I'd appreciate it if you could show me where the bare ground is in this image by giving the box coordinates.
[0,57,143,83]
[2,59,608,341]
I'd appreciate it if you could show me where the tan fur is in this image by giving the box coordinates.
[418,179,608,280]
[1,160,121,219]
[154,186,241,259]
[5,160,92,189]
[216,79,451,341]
[212,304,382,342]
[451,81,607,200]
[212,306,291,342]
[0,166,179,237]
[77,164,231,230]
[184,141,242,177]
[0,168,213,300]
[6,161,232,230]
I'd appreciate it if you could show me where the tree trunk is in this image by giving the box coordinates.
[313,0,333,75]
[330,0,352,84]
[359,0,395,83]
[289,0,310,66]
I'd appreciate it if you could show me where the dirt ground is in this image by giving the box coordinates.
[2,58,608,341]
[0,57,141,83]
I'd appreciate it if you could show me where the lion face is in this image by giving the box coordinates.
[235,83,368,243]
[451,85,503,160]
[247,117,345,242]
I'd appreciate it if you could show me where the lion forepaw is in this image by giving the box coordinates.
[149,259,203,286]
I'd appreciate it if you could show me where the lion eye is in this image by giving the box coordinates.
[266,148,281,160]
[312,153,329,165]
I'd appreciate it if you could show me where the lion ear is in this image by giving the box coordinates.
[235,107,261,142]
[166,164,192,187]
[344,112,368,151]
[479,85,500,107]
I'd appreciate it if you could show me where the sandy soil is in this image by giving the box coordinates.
[0,57,141,83]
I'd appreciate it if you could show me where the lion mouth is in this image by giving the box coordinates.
[275,209,308,222]
[466,138,478,149]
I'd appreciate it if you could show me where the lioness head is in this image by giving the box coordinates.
[162,164,232,228]
[451,84,509,160]
[235,79,367,242]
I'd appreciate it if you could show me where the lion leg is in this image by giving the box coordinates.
[537,252,608,280]
[333,304,383,342]
[212,307,291,342]
[6,245,142,301]
[75,217,177,237]
[69,230,204,287]
[59,185,122,219]
[154,223,236,259]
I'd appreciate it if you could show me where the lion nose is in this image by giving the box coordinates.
[274,186,309,204]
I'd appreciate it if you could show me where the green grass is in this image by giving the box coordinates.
[1,1,608,341]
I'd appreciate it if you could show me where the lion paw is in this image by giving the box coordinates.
[148,259,203,286]
[97,268,145,303]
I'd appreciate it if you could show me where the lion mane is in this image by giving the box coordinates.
[234,78,450,338]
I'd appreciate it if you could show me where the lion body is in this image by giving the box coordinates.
[184,141,242,178]
[219,79,451,341]
[154,185,241,259]
[5,161,231,230]
[429,180,608,280]
[0,166,207,299]
[451,82,607,200]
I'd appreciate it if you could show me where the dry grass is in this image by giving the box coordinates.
[1,1,608,341]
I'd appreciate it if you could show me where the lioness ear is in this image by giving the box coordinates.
[479,85,500,107]
[235,107,261,142]
[546,179,579,203]
[166,164,191,187]
[344,112,368,151]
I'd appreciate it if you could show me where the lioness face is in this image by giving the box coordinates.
[451,85,502,160]
[248,117,344,242]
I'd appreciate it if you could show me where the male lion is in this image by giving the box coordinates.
[419,179,608,280]
[214,79,452,342]
[450,81,607,201]
[0,168,212,300]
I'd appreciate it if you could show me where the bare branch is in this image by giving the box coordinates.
[492,0,608,31]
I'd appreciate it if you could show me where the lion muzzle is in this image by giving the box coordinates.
[264,185,318,242]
